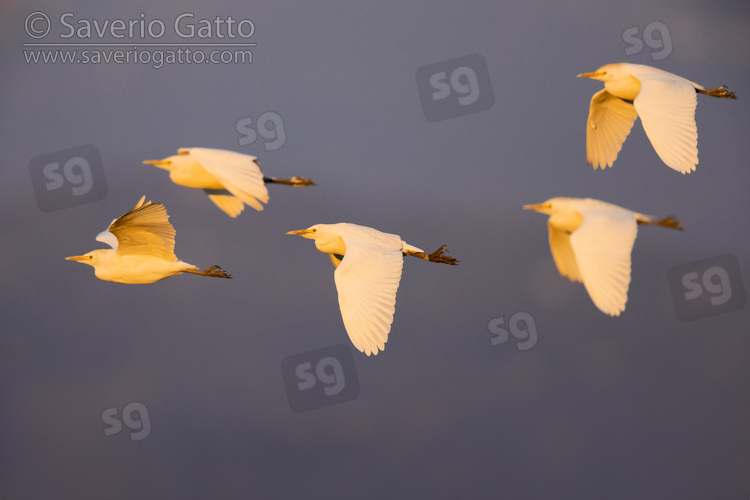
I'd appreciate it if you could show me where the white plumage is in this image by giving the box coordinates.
[524,197,681,316]
[66,196,231,284]
[578,63,736,173]
[143,147,314,217]
[287,223,457,355]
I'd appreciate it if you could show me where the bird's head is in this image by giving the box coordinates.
[65,249,108,268]
[524,197,581,215]
[524,198,586,231]
[577,63,625,83]
[286,224,329,241]
[286,224,345,254]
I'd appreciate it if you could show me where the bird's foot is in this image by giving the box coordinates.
[263,176,316,187]
[638,215,683,230]
[289,176,316,187]
[202,265,232,278]
[405,245,459,265]
[428,245,459,265]
[653,216,683,230]
[697,85,737,99]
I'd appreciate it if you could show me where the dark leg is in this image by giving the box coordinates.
[404,245,459,265]
[186,265,233,278]
[637,216,683,230]
[263,176,316,187]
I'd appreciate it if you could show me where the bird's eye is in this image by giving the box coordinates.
[311,228,317,232]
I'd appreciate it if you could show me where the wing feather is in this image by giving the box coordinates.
[333,228,404,355]
[203,189,246,218]
[548,221,583,282]
[107,197,177,261]
[632,75,699,173]
[586,89,639,169]
[569,207,637,316]
[182,148,269,211]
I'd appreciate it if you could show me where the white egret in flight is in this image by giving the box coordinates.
[66,196,231,284]
[524,197,681,316]
[143,148,315,217]
[287,223,458,355]
[578,63,736,173]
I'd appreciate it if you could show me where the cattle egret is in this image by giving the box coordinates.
[578,63,736,173]
[286,223,458,355]
[66,195,231,284]
[143,148,315,217]
[524,197,681,316]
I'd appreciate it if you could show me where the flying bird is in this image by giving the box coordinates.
[143,147,315,217]
[524,197,681,316]
[66,195,231,284]
[578,63,736,173]
[287,223,458,355]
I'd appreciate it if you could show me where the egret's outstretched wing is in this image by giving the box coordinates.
[95,195,146,250]
[631,69,699,173]
[105,196,177,261]
[569,206,637,316]
[181,148,269,211]
[586,89,639,169]
[548,221,583,283]
[333,227,404,355]
[203,189,246,218]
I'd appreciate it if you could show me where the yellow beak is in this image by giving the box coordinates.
[286,229,310,236]
[576,71,603,79]
[142,159,169,169]
[523,203,544,211]
[65,255,86,262]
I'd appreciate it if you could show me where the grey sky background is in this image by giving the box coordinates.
[2,1,749,498]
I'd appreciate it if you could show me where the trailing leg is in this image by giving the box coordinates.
[185,265,233,278]
[403,245,459,265]
[263,176,316,187]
